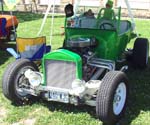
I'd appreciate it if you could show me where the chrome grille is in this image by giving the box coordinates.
[45,60,76,89]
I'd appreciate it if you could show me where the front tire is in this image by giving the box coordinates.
[96,71,128,123]
[2,59,38,105]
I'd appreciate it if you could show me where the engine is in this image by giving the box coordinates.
[65,37,98,81]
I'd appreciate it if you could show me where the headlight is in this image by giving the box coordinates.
[71,79,86,96]
[25,69,42,87]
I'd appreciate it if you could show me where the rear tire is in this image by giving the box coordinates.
[96,71,128,124]
[2,59,38,105]
[132,38,149,69]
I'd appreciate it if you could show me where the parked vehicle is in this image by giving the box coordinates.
[0,14,18,41]
[2,0,149,124]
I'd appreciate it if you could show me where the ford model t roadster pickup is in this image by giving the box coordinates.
[2,0,149,124]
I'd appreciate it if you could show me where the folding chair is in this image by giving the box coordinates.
[16,36,50,61]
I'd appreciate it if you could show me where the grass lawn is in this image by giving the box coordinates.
[0,12,150,125]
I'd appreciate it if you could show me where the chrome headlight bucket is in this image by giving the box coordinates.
[24,69,43,88]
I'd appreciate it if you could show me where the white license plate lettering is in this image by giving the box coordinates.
[49,91,69,103]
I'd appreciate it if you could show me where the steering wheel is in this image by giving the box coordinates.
[99,22,115,30]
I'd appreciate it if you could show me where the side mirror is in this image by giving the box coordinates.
[64,4,74,17]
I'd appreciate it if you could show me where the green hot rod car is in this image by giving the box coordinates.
[2,0,149,124]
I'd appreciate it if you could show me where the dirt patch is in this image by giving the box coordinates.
[22,118,36,125]
[0,107,7,120]
[12,118,36,125]
[121,8,150,18]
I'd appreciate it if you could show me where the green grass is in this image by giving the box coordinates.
[0,12,150,125]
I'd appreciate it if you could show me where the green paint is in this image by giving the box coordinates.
[64,7,134,60]
[65,27,132,60]
[65,13,132,60]
[42,49,82,85]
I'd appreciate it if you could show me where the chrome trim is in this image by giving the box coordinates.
[88,58,115,71]
[90,68,105,80]
[120,65,128,72]
[39,86,70,93]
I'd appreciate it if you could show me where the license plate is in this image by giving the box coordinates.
[49,91,69,103]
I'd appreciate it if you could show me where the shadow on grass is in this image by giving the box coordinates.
[40,100,97,118]
[119,58,150,125]
[0,42,16,65]
[7,57,150,125]
[37,59,150,125]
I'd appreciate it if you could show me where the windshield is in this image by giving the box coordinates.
[65,2,121,31]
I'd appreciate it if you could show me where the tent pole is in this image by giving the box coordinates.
[124,0,138,36]
[74,0,81,15]
[37,2,52,36]
[49,0,56,46]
